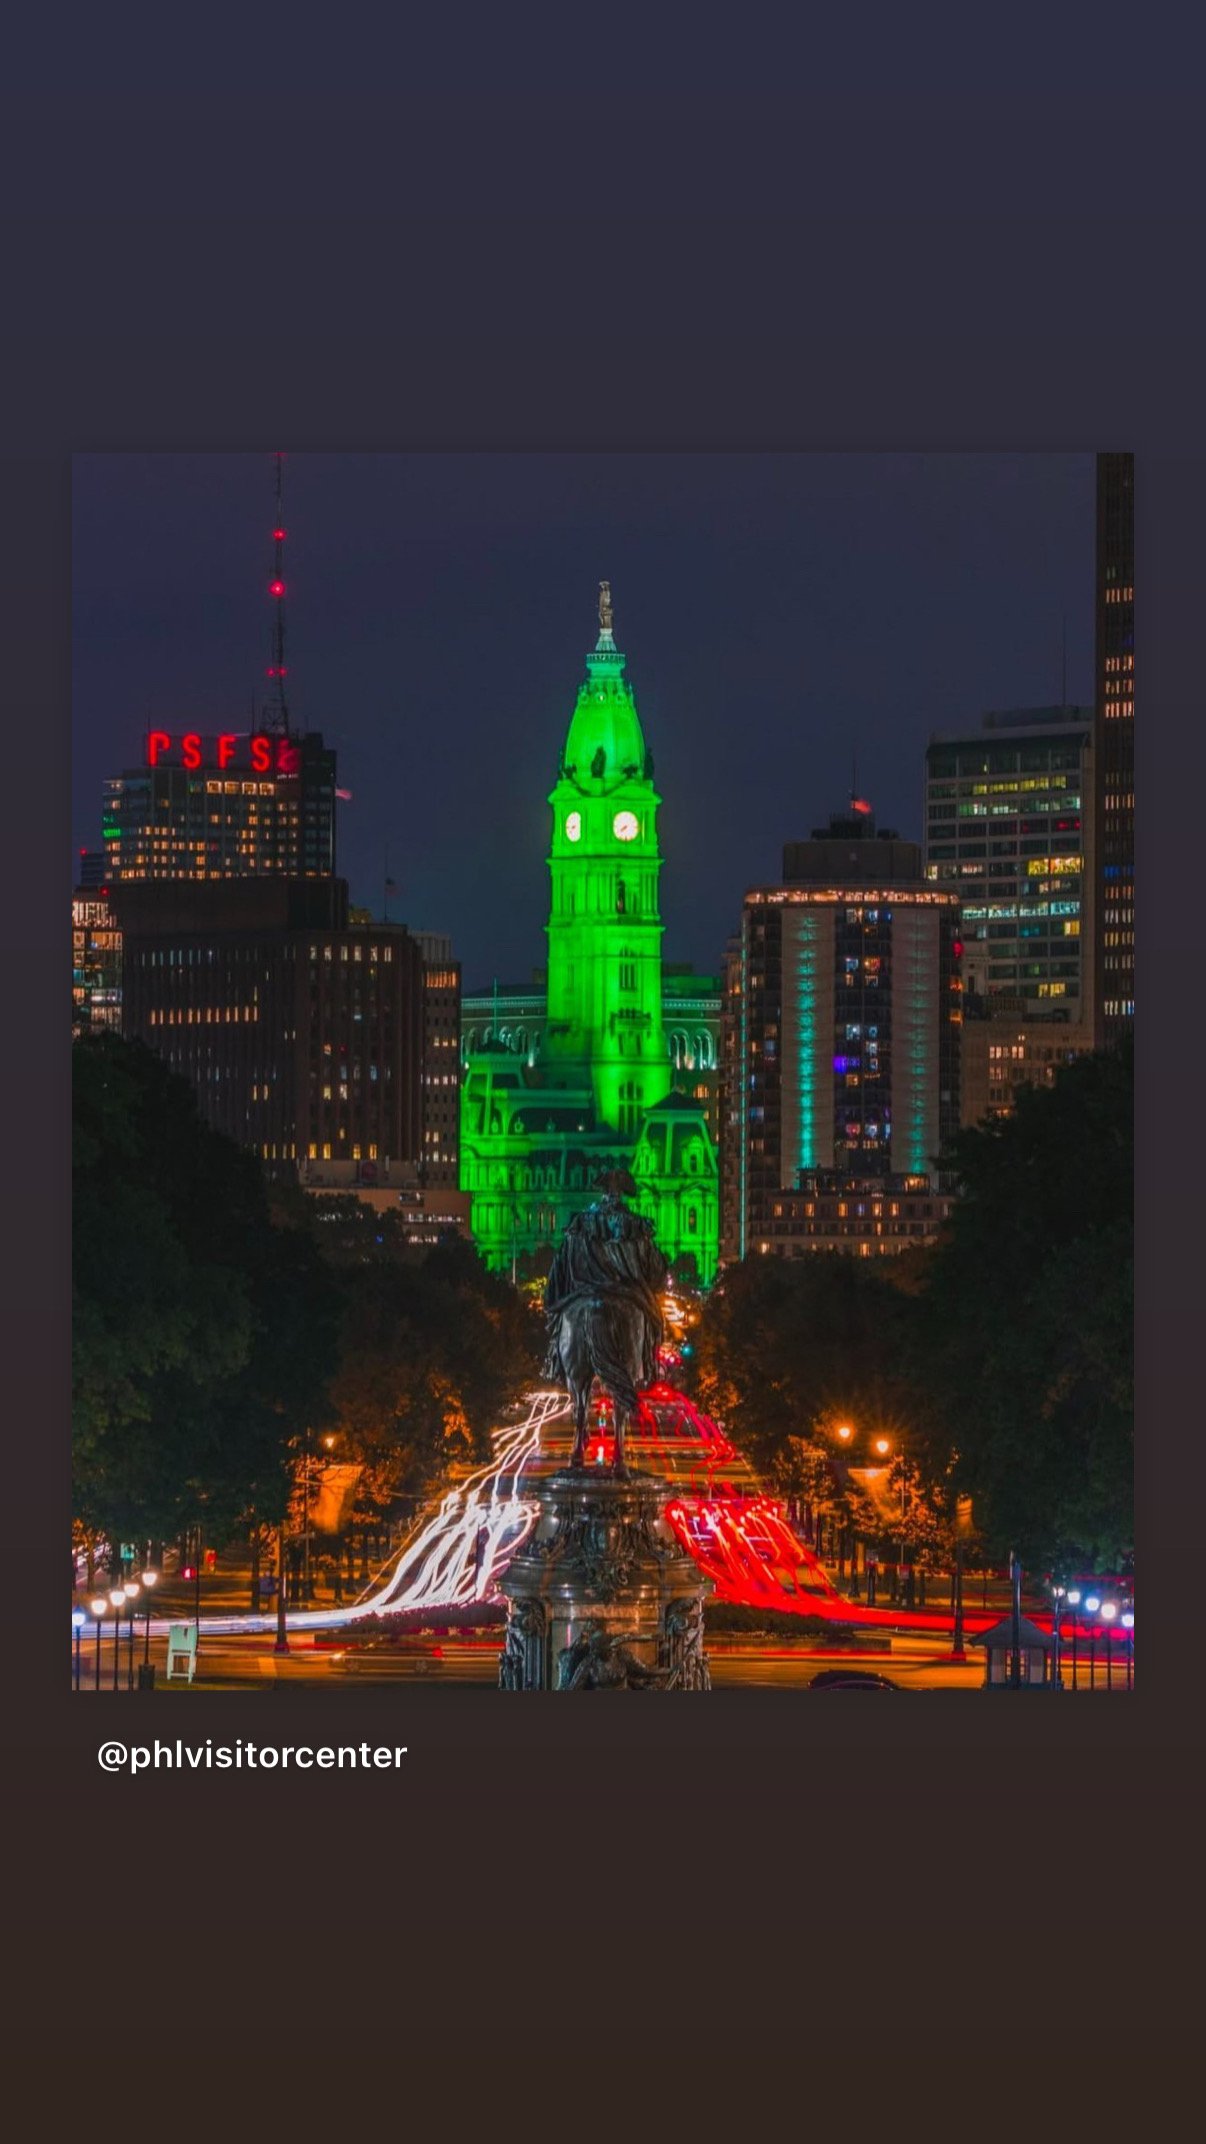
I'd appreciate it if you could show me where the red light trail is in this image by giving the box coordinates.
[133,1378,1003,1643]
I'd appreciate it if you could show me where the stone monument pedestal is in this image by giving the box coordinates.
[499,1469,712,1691]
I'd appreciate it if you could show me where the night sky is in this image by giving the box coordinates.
[72,452,1095,987]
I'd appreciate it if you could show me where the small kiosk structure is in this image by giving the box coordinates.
[970,1612,1056,1690]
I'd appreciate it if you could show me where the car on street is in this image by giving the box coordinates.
[809,1668,899,1691]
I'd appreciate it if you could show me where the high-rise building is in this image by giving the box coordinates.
[721,806,962,1264]
[116,877,426,1177]
[101,725,337,883]
[1094,451,1135,1041]
[78,461,343,1040]
[71,885,122,1037]
[924,706,1096,1125]
[459,587,719,1282]
[412,932,462,1188]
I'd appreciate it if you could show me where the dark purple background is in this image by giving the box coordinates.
[10,34,1202,2035]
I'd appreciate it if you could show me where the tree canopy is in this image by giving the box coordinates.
[694,1251,922,1482]
[73,1034,340,1548]
[913,1036,1133,1570]
[318,1221,543,1508]
[695,1040,1133,1574]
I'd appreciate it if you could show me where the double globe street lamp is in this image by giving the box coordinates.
[833,1422,895,1602]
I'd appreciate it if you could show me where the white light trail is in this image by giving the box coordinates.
[113,1388,571,1640]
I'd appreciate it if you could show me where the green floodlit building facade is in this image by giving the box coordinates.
[459,588,719,1283]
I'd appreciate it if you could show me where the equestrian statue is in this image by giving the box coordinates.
[542,1170,669,1475]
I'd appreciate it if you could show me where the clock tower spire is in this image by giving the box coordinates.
[544,586,670,1133]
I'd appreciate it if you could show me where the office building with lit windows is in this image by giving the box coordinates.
[1094,451,1135,1041]
[101,725,337,883]
[412,931,462,1189]
[71,885,123,1037]
[961,1021,1096,1129]
[745,1171,958,1260]
[721,807,962,1264]
[117,877,426,1179]
[924,706,1096,1125]
[77,731,339,1034]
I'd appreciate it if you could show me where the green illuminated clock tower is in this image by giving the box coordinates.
[544,583,672,1135]
[460,586,718,1284]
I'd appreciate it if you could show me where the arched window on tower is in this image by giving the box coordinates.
[618,1079,644,1136]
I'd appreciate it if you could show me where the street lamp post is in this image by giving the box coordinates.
[1065,1588,1082,1689]
[950,1535,966,1662]
[274,1523,290,1655]
[108,1587,125,1691]
[122,1581,140,1690]
[1121,1610,1134,1689]
[141,1568,159,1668]
[870,1437,896,1599]
[72,1609,85,1691]
[1084,1593,1101,1689]
[302,1426,312,1603]
[1008,1552,1022,1689]
[1100,1599,1118,1689]
[1050,1583,1066,1689]
[91,1596,107,1690]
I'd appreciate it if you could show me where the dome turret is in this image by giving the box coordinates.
[559,582,650,790]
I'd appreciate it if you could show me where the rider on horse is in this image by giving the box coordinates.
[543,1170,669,1471]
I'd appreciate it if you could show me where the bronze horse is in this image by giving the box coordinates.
[543,1178,668,1474]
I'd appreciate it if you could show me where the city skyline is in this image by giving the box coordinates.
[72,452,1096,983]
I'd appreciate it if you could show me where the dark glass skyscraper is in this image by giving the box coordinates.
[925,708,1094,1021]
[1094,451,1135,1042]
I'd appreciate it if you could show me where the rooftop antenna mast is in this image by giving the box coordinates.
[266,451,290,733]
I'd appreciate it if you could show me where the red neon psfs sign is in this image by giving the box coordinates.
[144,731,300,775]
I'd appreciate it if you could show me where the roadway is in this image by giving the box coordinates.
[71,1628,1134,1694]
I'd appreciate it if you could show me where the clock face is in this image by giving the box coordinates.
[565,811,581,843]
[613,810,639,842]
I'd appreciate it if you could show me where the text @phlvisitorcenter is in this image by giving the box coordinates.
[97,1738,408,1773]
